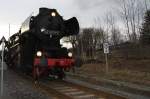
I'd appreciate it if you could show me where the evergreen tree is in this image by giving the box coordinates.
[140,10,150,44]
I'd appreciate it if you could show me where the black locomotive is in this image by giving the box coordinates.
[5,7,79,79]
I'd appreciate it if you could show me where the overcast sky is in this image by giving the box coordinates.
[0,0,119,39]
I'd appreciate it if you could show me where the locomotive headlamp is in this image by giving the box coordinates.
[68,52,73,57]
[37,51,42,57]
[41,28,46,32]
[51,12,56,17]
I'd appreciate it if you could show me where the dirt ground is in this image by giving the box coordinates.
[74,58,150,86]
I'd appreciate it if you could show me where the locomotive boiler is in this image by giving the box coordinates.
[5,7,79,79]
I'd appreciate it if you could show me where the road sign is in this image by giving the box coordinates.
[103,43,109,74]
[103,43,109,54]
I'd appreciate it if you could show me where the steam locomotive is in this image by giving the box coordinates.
[5,8,79,79]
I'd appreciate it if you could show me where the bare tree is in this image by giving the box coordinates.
[94,17,108,43]
[103,13,112,43]
[104,11,123,46]
[118,0,131,40]
[92,28,106,57]
[111,28,122,45]
[80,28,94,59]
[118,0,146,42]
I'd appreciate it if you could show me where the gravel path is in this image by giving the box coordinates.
[0,70,51,99]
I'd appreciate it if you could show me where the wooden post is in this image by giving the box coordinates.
[103,43,109,74]
[105,53,109,74]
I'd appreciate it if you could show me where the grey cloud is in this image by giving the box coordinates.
[74,0,103,10]
[73,0,116,11]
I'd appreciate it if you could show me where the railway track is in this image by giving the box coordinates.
[38,79,126,99]
[15,71,126,99]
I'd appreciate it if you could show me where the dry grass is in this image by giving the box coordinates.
[75,59,150,86]
[75,45,150,86]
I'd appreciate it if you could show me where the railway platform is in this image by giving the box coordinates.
[0,69,51,99]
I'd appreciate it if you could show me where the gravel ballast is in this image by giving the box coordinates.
[0,70,51,99]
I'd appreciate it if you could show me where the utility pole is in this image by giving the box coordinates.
[1,36,5,96]
[9,24,10,38]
